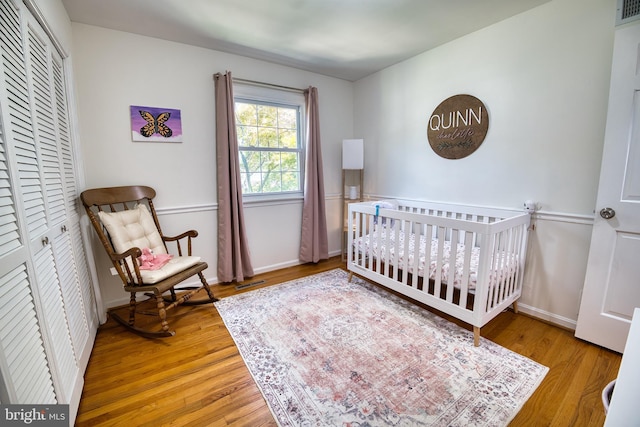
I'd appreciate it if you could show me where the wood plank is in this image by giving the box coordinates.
[76,257,621,426]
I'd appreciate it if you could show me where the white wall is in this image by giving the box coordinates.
[353,0,616,328]
[70,24,353,307]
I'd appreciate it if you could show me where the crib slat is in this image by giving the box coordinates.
[411,225,422,289]
[490,230,506,310]
[512,224,524,296]
[424,224,434,293]
[446,229,458,303]
[502,227,515,302]
[354,211,361,267]
[458,231,473,309]
[383,224,391,278]
[400,221,412,285]
[392,223,400,281]
[488,232,499,310]
[367,215,375,271]
[433,226,445,298]
[496,230,507,307]
[507,224,524,298]
[373,217,382,273]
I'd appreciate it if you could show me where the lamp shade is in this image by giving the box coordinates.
[342,139,364,170]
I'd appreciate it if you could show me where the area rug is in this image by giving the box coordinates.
[215,269,548,426]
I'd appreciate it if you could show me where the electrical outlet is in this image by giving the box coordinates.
[110,267,117,275]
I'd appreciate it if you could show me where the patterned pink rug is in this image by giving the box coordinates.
[215,269,548,426]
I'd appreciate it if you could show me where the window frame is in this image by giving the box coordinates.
[233,83,306,202]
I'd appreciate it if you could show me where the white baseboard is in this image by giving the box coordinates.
[517,302,577,330]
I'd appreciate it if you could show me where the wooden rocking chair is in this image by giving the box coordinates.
[81,185,217,338]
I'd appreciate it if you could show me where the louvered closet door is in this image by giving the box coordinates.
[0,0,97,414]
[51,49,97,364]
[0,0,58,404]
[0,110,57,405]
[26,16,92,404]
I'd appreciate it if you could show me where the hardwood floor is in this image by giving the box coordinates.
[76,257,621,426]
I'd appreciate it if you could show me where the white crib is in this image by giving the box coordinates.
[346,199,531,346]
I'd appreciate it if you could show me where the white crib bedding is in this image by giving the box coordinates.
[353,228,518,291]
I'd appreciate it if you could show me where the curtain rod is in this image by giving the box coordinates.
[231,76,306,94]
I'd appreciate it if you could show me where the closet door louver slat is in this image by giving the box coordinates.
[0,265,56,404]
[28,25,65,227]
[52,230,89,359]
[0,124,20,257]
[1,1,46,242]
[71,221,96,328]
[33,246,77,401]
[52,58,77,215]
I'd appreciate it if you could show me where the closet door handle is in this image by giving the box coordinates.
[41,236,49,246]
[599,207,615,220]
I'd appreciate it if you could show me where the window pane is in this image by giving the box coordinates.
[262,172,281,192]
[238,125,258,147]
[258,105,277,127]
[245,171,262,193]
[282,172,299,192]
[240,173,250,193]
[264,151,281,169]
[239,150,258,173]
[241,172,262,194]
[236,103,257,125]
[278,108,296,129]
[281,152,299,171]
[258,127,277,148]
[279,129,297,149]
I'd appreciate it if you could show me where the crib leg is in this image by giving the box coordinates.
[473,326,480,347]
[347,272,353,282]
[512,300,519,314]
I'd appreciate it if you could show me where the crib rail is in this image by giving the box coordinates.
[347,199,530,344]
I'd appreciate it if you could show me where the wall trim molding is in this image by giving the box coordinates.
[156,203,217,216]
[532,210,594,226]
[156,193,597,226]
[156,193,343,216]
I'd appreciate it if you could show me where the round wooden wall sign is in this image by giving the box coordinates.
[427,94,489,159]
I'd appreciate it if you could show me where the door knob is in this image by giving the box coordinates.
[599,207,615,219]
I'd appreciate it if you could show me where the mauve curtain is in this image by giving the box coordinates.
[214,71,254,282]
[299,86,329,263]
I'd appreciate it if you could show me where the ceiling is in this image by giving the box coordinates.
[61,0,550,81]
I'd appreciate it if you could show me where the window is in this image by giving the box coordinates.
[235,94,304,196]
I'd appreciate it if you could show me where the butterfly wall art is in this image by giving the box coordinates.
[130,105,183,142]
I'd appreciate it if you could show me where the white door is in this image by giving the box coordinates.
[575,22,640,353]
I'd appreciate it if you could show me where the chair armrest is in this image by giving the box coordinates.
[162,230,199,256]
[111,247,142,261]
[110,247,144,286]
[163,230,198,241]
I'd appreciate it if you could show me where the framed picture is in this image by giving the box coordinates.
[130,105,183,142]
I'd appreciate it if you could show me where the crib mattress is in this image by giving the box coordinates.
[353,228,518,291]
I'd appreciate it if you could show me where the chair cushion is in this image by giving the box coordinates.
[98,204,202,284]
[138,256,201,284]
[98,204,166,255]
